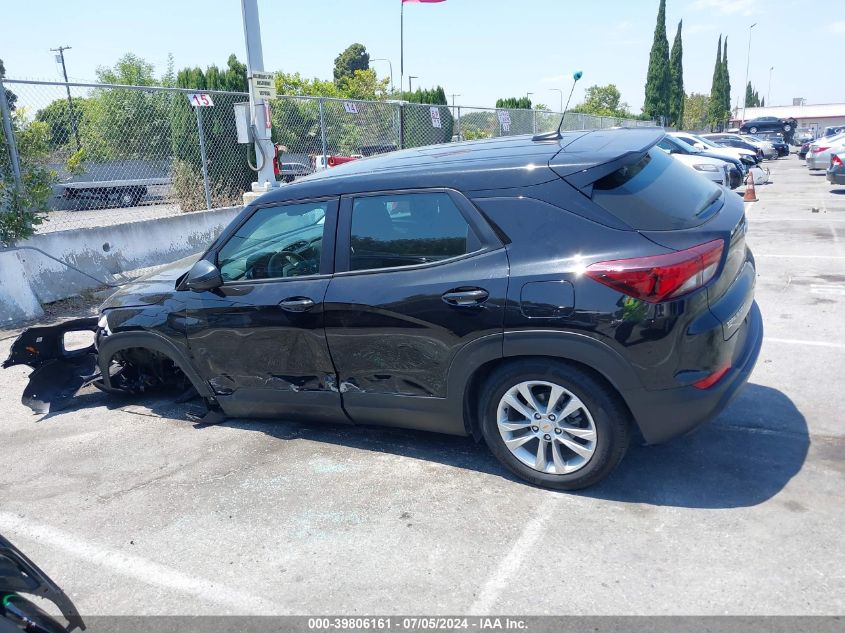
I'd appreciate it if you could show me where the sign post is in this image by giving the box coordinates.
[187,93,214,210]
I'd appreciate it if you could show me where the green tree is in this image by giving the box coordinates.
[722,36,732,121]
[643,0,671,122]
[333,44,370,85]
[495,97,532,109]
[683,92,711,130]
[1,110,54,244]
[571,84,631,117]
[708,35,728,129]
[171,55,253,210]
[668,20,684,128]
[745,81,762,107]
[400,86,453,147]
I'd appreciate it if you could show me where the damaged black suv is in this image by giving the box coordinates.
[4,128,763,490]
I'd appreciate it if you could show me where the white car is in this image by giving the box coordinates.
[807,132,845,171]
[658,148,730,187]
[670,132,759,168]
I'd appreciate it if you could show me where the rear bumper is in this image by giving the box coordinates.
[622,301,763,444]
[807,155,828,170]
[828,170,845,185]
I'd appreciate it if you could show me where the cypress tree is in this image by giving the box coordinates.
[745,81,754,107]
[708,35,724,129]
[668,20,684,128]
[643,0,671,122]
[722,36,732,121]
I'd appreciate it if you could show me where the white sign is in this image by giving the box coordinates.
[430,107,442,129]
[250,72,277,100]
[497,110,511,132]
[187,93,214,107]
[343,101,359,114]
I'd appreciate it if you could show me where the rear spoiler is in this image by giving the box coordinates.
[548,127,665,194]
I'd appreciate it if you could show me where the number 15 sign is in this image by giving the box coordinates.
[187,93,214,107]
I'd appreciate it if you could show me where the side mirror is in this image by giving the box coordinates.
[185,259,223,292]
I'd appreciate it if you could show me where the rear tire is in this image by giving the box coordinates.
[749,126,758,133]
[479,360,630,490]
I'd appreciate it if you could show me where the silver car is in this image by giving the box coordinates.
[807,132,845,170]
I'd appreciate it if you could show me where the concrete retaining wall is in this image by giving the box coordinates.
[1,206,242,325]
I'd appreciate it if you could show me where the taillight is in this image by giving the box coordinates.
[585,240,725,303]
[692,361,732,389]
[813,146,829,154]
[832,155,843,167]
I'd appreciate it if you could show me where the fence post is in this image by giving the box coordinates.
[456,106,461,141]
[318,98,328,165]
[0,79,23,197]
[532,109,537,135]
[194,106,212,211]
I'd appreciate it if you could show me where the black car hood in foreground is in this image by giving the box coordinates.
[0,533,85,631]
[100,253,198,310]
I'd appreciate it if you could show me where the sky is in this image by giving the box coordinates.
[2,0,842,113]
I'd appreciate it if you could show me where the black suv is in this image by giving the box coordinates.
[5,128,763,490]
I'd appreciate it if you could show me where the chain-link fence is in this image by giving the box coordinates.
[1,78,654,235]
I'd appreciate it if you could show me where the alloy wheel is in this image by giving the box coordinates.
[496,380,597,475]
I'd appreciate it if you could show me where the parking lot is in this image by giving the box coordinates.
[1,154,843,616]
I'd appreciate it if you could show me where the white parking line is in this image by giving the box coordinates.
[468,503,550,615]
[0,512,282,614]
[766,337,845,350]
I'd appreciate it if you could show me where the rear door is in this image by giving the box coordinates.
[324,189,508,432]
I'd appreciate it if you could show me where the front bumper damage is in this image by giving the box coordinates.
[2,318,101,414]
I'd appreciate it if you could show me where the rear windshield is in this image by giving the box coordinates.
[591,147,723,231]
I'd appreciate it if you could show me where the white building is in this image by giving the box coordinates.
[730,103,845,135]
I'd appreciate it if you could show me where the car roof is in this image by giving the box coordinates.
[253,127,666,204]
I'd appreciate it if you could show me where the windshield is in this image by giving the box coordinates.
[684,135,720,149]
[665,135,700,154]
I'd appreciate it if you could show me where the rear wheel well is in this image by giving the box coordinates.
[462,355,636,441]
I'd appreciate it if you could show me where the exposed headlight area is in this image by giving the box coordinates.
[693,163,720,172]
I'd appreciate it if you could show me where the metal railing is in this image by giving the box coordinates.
[1,78,654,235]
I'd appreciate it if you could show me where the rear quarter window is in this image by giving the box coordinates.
[591,147,722,231]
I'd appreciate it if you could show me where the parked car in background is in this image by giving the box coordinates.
[807,132,845,171]
[670,132,759,168]
[822,126,845,139]
[795,128,816,145]
[277,162,312,184]
[798,142,811,160]
[739,116,798,142]
[661,148,732,187]
[747,133,789,158]
[703,133,770,160]
[828,152,845,186]
[4,128,763,491]
[657,135,742,188]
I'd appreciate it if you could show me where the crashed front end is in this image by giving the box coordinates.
[2,317,102,414]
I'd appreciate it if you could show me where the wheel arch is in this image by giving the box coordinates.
[451,330,644,440]
[97,330,214,399]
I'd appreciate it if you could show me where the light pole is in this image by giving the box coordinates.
[742,22,757,124]
[371,58,394,94]
[767,66,774,105]
[408,75,418,93]
[549,88,563,113]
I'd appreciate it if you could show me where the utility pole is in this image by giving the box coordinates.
[408,76,418,93]
[371,58,394,94]
[549,88,563,113]
[51,46,81,151]
[241,0,277,191]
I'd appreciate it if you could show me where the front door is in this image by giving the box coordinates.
[184,197,347,423]
[324,189,508,432]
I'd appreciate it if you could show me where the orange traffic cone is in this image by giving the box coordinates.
[743,170,758,202]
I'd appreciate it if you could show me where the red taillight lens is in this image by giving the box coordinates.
[692,361,731,389]
[832,155,843,167]
[813,146,829,154]
[585,240,725,303]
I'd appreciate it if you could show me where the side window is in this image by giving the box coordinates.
[217,201,328,281]
[349,192,482,272]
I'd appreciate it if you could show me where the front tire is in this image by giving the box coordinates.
[749,126,758,133]
[479,360,630,490]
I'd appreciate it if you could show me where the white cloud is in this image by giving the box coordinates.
[830,21,845,34]
[690,0,759,16]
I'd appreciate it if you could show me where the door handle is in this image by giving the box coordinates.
[279,297,315,312]
[442,288,489,307]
